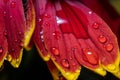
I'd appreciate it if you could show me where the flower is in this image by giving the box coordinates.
[0,0,120,80]
[33,0,120,80]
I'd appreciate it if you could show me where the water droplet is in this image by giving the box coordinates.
[10,1,16,8]
[10,15,13,18]
[3,11,6,17]
[82,48,98,65]
[18,31,22,35]
[11,48,15,52]
[92,22,99,29]
[105,43,114,52]
[4,30,7,36]
[61,59,70,68]
[98,35,107,43]
[52,47,59,56]
[88,11,93,14]
[14,39,17,42]
[44,22,50,27]
[0,46,3,54]
[44,14,51,18]
[52,31,61,40]
[38,18,42,22]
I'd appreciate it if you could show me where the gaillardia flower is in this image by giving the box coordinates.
[0,0,120,80]
[33,0,120,80]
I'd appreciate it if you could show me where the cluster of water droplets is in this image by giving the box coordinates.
[92,22,114,52]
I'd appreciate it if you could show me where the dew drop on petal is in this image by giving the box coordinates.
[88,11,93,14]
[3,11,6,17]
[44,22,50,27]
[98,35,107,43]
[0,46,3,54]
[52,47,60,56]
[10,1,16,8]
[52,31,61,40]
[92,22,99,29]
[44,14,51,18]
[61,59,70,68]
[82,48,98,65]
[105,43,114,52]
[4,30,7,36]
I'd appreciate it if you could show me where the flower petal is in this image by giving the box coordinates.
[0,1,8,67]
[4,0,25,68]
[66,0,120,77]
[33,0,50,61]
[24,0,35,50]
[56,0,106,76]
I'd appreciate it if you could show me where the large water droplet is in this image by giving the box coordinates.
[61,59,70,68]
[105,43,114,52]
[92,22,99,29]
[98,35,107,43]
[0,46,3,54]
[52,47,59,56]
[10,1,16,8]
[52,31,61,40]
[82,48,98,65]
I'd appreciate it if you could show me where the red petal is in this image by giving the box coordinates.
[0,1,8,67]
[4,0,25,67]
[65,0,120,76]
[33,0,50,61]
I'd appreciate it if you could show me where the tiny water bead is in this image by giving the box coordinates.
[10,1,16,8]
[52,47,60,56]
[92,22,99,29]
[44,14,51,18]
[88,11,93,14]
[4,30,7,36]
[52,31,61,40]
[105,43,114,52]
[3,11,6,17]
[44,22,50,27]
[61,59,70,68]
[0,46,3,54]
[98,35,107,43]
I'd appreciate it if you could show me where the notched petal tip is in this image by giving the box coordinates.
[6,49,23,68]
[52,59,81,80]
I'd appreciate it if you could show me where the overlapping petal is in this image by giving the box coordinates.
[3,0,26,67]
[0,0,35,68]
[33,0,120,80]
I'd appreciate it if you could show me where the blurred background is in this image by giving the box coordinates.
[0,0,120,80]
